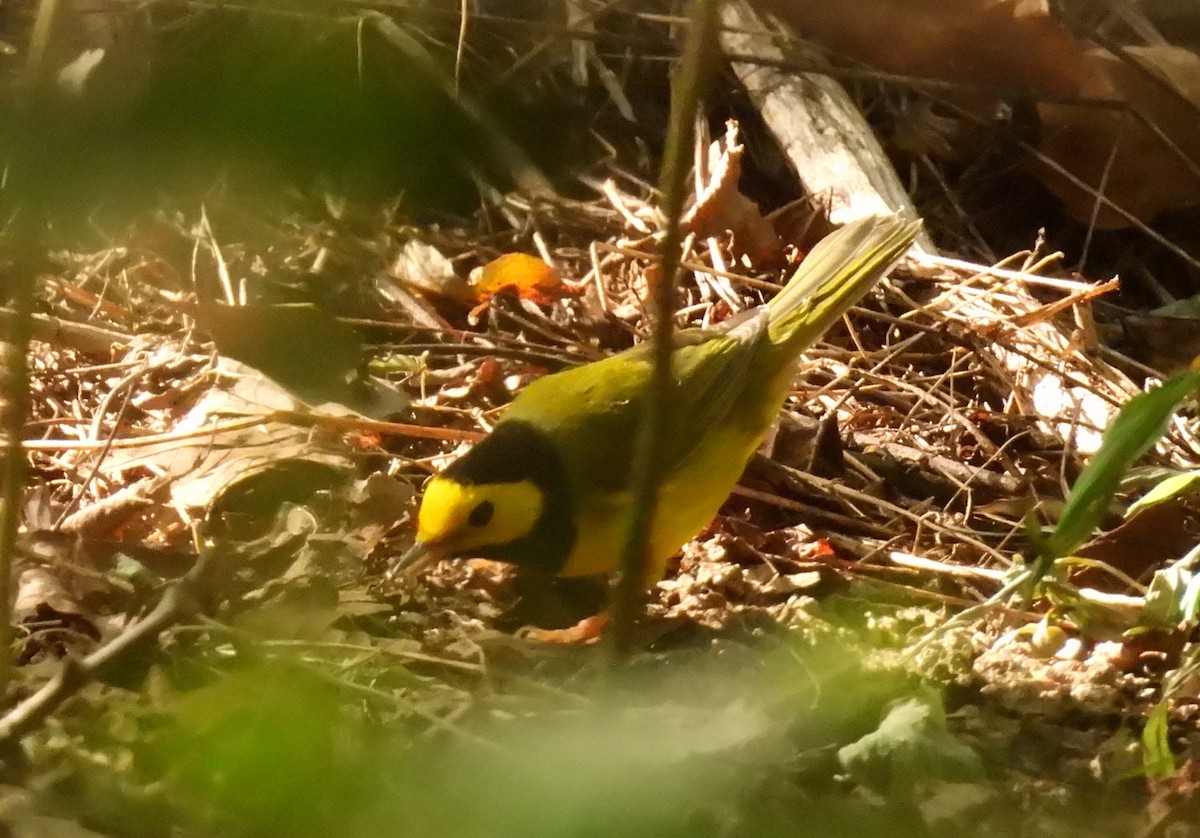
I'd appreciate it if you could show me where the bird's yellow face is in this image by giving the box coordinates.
[414,475,545,558]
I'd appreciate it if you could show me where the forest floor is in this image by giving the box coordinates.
[4,2,1200,837]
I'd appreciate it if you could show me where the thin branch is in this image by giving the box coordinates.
[24,410,485,452]
[608,0,722,661]
[0,546,217,748]
[0,309,131,355]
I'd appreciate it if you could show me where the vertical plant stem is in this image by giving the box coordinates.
[0,253,34,693]
[607,0,722,662]
[0,0,61,691]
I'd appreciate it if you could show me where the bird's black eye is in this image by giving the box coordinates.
[468,500,495,528]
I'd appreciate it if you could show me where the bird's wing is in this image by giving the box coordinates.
[502,309,770,494]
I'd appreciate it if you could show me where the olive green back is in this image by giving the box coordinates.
[501,216,920,498]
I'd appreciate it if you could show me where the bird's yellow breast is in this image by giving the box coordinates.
[558,425,763,581]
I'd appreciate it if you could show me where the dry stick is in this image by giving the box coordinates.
[376,342,585,369]
[608,0,722,662]
[24,411,484,453]
[0,544,215,748]
[0,309,131,355]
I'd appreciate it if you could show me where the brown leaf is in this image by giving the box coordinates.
[1034,45,1200,227]
[1074,496,1200,590]
[683,121,784,267]
[102,360,354,514]
[195,303,362,403]
[1123,303,1200,373]
[58,476,172,539]
[747,0,1098,99]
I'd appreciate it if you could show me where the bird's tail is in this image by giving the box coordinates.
[767,215,920,350]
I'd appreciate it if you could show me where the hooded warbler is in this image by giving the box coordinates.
[397,215,919,585]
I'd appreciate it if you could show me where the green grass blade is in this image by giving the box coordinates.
[1042,369,1200,567]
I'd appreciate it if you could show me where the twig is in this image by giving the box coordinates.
[1010,278,1120,327]
[0,309,132,355]
[889,551,1007,581]
[24,410,485,452]
[378,342,586,369]
[910,253,1111,293]
[0,546,217,748]
[609,0,722,662]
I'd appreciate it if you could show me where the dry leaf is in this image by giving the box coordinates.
[101,359,354,513]
[747,0,1097,100]
[194,303,406,418]
[1122,301,1200,373]
[1034,45,1200,227]
[389,239,473,303]
[196,303,360,398]
[682,121,784,267]
[1074,496,1200,590]
[472,252,565,305]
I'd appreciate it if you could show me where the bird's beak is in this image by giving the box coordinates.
[386,540,442,581]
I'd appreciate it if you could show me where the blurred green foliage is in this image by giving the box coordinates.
[16,582,1151,837]
[34,622,986,838]
[3,6,499,221]
[158,663,375,836]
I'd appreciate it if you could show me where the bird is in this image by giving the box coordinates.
[394,215,919,615]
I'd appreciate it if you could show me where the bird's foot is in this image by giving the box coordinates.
[517,612,609,644]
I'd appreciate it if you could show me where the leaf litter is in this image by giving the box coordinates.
[6,2,1200,836]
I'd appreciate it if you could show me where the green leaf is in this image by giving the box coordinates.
[836,691,984,795]
[1182,573,1200,624]
[1044,369,1200,564]
[1126,470,1200,518]
[1141,700,1176,779]
[1142,544,1200,629]
[1143,565,1194,627]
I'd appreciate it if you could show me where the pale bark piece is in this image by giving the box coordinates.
[720,1,934,252]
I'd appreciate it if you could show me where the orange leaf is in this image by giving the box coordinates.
[473,253,564,305]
